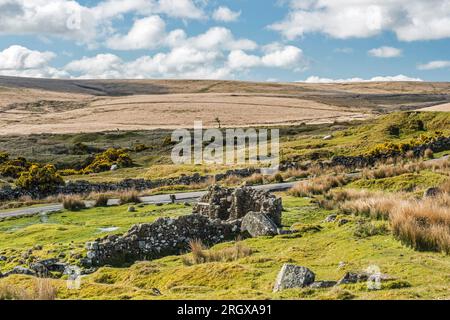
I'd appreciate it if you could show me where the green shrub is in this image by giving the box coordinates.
[15,164,64,193]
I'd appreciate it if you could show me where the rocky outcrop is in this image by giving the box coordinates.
[273,264,316,292]
[193,185,282,226]
[82,214,241,267]
[241,212,278,237]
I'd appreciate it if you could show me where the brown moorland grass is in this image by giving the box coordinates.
[0,278,57,300]
[182,239,253,265]
[289,175,348,197]
[335,189,450,254]
[61,195,86,211]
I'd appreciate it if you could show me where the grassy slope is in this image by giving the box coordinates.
[1,196,449,300]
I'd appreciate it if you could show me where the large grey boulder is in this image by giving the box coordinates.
[273,264,315,292]
[241,212,278,237]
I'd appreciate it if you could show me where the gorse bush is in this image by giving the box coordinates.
[15,164,64,193]
[83,148,133,174]
[0,157,32,178]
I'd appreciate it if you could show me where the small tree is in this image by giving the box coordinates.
[215,117,221,129]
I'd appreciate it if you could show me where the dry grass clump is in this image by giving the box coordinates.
[119,190,141,204]
[182,239,253,265]
[335,190,450,253]
[340,196,397,220]
[221,175,243,187]
[93,193,109,207]
[362,165,410,180]
[244,173,264,186]
[289,175,347,197]
[390,199,450,254]
[61,195,86,211]
[0,279,57,300]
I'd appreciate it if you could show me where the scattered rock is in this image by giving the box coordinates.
[241,212,278,237]
[309,281,337,289]
[8,266,36,276]
[151,288,162,296]
[424,187,441,198]
[273,264,315,292]
[323,135,333,140]
[338,219,350,226]
[30,263,49,277]
[128,206,136,213]
[324,214,337,223]
[0,255,7,262]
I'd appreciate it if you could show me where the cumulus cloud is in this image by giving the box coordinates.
[270,0,450,41]
[0,0,206,46]
[301,75,423,83]
[368,46,402,58]
[106,16,166,50]
[213,6,241,22]
[0,45,68,78]
[418,60,450,70]
[227,45,307,71]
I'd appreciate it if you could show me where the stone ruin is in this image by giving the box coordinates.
[192,185,283,226]
[82,185,283,267]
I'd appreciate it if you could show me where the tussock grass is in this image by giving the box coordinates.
[93,193,109,207]
[182,239,253,265]
[0,278,57,300]
[335,190,450,253]
[390,198,450,254]
[118,190,141,204]
[289,175,348,197]
[61,195,86,211]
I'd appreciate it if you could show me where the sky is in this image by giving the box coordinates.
[0,0,450,82]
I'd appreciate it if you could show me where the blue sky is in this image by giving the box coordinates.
[0,0,449,82]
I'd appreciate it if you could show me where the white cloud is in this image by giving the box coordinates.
[0,0,206,47]
[0,45,67,78]
[227,50,261,69]
[189,27,257,51]
[270,0,450,41]
[301,74,423,83]
[0,0,97,44]
[368,46,402,58]
[106,16,166,50]
[418,60,450,70]
[227,45,307,71]
[64,53,125,79]
[213,6,241,22]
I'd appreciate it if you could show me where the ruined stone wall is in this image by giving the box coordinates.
[193,185,282,226]
[83,214,241,267]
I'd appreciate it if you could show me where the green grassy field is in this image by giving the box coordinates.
[0,195,449,300]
